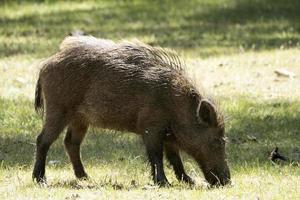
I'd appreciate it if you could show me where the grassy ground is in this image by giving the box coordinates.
[1,0,300,58]
[0,0,300,199]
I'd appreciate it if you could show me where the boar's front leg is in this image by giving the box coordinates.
[137,109,169,186]
[164,141,194,185]
[142,128,169,186]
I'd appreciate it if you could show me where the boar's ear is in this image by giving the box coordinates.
[197,99,218,126]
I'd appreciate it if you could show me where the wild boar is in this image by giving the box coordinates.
[33,36,230,186]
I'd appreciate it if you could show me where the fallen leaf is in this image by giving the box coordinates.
[274,68,296,78]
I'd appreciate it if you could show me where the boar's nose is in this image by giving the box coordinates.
[205,167,231,186]
[221,167,231,185]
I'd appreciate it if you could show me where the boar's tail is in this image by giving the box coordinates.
[34,76,44,117]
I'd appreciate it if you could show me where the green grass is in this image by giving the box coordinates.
[0,0,300,58]
[0,0,300,199]
[1,97,299,199]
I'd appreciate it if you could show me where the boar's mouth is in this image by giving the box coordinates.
[203,166,231,186]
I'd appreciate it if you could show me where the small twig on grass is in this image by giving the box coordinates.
[16,140,36,146]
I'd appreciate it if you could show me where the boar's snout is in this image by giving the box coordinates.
[204,165,231,186]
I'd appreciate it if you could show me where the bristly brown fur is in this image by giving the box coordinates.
[32,36,229,186]
[118,40,224,128]
[39,36,224,128]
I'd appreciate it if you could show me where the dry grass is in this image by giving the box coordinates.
[1,49,300,199]
[1,0,300,199]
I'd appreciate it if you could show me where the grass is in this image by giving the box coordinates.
[1,94,299,199]
[0,0,300,57]
[0,0,300,199]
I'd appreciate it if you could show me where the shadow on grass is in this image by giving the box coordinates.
[0,0,300,57]
[223,98,300,165]
[0,97,299,170]
[0,98,146,169]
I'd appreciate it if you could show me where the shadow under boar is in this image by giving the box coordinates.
[32,36,231,187]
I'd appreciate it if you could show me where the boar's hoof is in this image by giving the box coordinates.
[156,180,171,187]
[75,171,88,180]
[181,175,195,185]
[32,174,46,184]
[32,169,46,184]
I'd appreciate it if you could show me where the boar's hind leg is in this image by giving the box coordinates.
[164,141,194,185]
[33,109,67,183]
[64,117,88,179]
[142,128,169,186]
